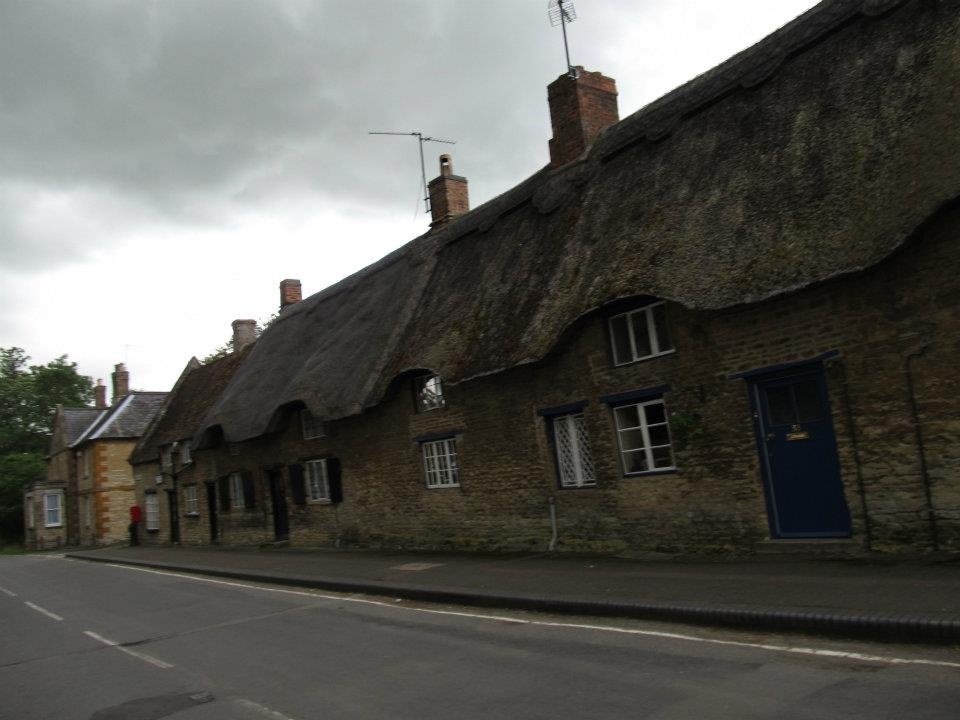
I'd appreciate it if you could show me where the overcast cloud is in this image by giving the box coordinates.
[0,0,817,392]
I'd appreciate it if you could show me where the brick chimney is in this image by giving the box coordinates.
[111,363,129,405]
[280,279,302,310]
[94,379,106,409]
[232,319,257,350]
[428,154,469,228]
[547,67,619,167]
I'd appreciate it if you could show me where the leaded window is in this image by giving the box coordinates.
[553,413,596,488]
[422,437,459,488]
[416,375,445,412]
[608,302,674,365]
[613,399,675,474]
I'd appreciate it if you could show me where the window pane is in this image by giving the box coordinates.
[648,424,670,447]
[651,445,674,469]
[644,402,666,425]
[623,450,649,474]
[630,311,653,358]
[614,404,640,430]
[765,386,795,426]
[793,378,822,422]
[618,428,646,451]
[609,315,632,364]
[652,304,673,352]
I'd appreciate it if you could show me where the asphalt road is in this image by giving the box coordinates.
[1,554,958,720]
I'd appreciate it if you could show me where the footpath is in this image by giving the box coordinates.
[66,545,960,644]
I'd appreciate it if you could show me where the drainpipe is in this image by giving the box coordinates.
[834,359,872,552]
[548,495,558,552]
[905,344,939,551]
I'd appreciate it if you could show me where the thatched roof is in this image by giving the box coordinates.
[130,350,249,465]
[202,0,960,442]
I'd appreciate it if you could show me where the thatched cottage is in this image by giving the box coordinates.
[132,0,960,556]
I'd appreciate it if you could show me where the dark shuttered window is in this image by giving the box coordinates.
[241,471,256,509]
[289,464,306,506]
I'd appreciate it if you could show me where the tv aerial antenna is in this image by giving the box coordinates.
[368,131,456,214]
[548,0,578,77]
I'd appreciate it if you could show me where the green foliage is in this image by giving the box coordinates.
[0,348,93,543]
[669,410,705,451]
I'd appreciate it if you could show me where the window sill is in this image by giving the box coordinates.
[612,349,676,368]
[426,484,460,490]
[146,528,160,534]
[307,498,332,505]
[558,484,597,491]
[44,524,63,529]
[623,468,677,478]
[184,512,200,518]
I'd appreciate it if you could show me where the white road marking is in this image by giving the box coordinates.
[83,630,173,669]
[390,562,444,571]
[235,698,300,720]
[24,601,63,621]
[102,562,960,670]
[0,585,17,597]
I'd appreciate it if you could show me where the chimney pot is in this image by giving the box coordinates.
[428,154,469,228]
[94,379,106,409]
[111,363,129,405]
[547,66,619,167]
[232,319,257,350]
[280,279,302,310]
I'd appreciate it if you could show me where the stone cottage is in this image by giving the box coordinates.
[134,0,959,555]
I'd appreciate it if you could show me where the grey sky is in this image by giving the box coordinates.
[0,0,817,391]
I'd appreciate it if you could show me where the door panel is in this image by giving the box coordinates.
[752,366,851,538]
[268,470,289,541]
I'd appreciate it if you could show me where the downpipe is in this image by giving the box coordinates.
[905,343,940,552]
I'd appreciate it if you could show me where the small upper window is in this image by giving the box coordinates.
[608,302,674,366]
[301,409,325,440]
[160,445,173,472]
[44,493,63,527]
[415,374,445,412]
[180,442,192,466]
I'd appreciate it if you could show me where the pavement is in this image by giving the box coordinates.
[65,545,960,644]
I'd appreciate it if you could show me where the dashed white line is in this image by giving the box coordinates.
[235,698,300,720]
[83,630,173,669]
[0,585,16,597]
[25,601,63,621]
[101,562,960,670]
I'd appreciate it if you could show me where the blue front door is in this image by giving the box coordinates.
[751,366,851,538]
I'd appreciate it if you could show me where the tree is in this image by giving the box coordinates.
[0,348,93,544]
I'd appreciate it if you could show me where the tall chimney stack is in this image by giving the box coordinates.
[111,363,129,405]
[428,154,469,228]
[94,379,106,409]
[232,319,257,350]
[547,67,619,167]
[280,279,302,310]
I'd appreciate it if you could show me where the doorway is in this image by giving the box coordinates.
[268,469,289,542]
[751,365,851,538]
[166,489,181,544]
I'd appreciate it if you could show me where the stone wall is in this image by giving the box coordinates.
[138,203,959,555]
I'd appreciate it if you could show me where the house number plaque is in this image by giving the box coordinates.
[786,424,810,441]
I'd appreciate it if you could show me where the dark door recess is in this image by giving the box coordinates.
[268,469,290,542]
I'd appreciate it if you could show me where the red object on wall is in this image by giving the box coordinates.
[130,506,142,524]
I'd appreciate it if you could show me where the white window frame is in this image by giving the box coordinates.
[145,493,160,531]
[183,485,199,515]
[229,471,245,509]
[613,398,675,475]
[305,459,331,502]
[160,445,173,472]
[552,413,596,488]
[608,301,674,366]
[415,374,445,412]
[301,409,325,440]
[180,442,192,466]
[44,492,63,528]
[422,437,459,488]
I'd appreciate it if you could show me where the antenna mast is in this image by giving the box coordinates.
[368,131,456,214]
[548,0,578,77]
